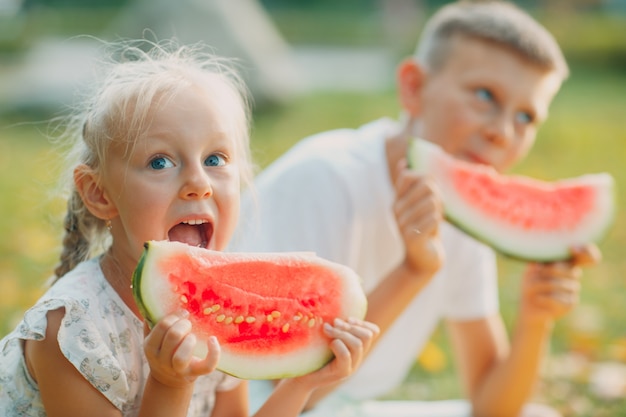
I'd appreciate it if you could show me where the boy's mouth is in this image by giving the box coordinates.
[168,219,213,249]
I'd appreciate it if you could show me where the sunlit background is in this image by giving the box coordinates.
[1,1,625,415]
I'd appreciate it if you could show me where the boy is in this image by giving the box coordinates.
[231,1,599,416]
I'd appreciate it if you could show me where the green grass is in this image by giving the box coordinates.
[1,65,624,415]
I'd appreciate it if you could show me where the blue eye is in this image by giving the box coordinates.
[205,154,226,167]
[150,156,174,170]
[516,111,533,125]
[475,88,494,102]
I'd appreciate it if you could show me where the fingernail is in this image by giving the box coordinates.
[334,318,346,327]
[323,322,333,333]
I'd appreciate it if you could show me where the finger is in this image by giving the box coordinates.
[332,318,377,348]
[524,276,581,296]
[171,332,197,373]
[570,244,601,267]
[396,201,442,241]
[529,262,582,281]
[395,178,442,218]
[160,318,193,358]
[144,313,187,359]
[533,292,578,311]
[327,339,351,376]
[346,317,381,337]
[324,322,364,363]
[190,336,221,375]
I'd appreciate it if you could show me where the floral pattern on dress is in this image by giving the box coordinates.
[0,258,240,417]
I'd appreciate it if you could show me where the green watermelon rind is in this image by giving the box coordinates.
[408,138,616,262]
[131,243,158,328]
[131,241,368,380]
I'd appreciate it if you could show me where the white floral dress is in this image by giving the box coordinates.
[0,258,240,416]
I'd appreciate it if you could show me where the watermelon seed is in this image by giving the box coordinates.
[245,316,256,324]
[293,312,303,321]
[216,314,226,322]
[203,307,212,315]
[234,316,244,324]
[307,318,316,328]
[266,315,274,322]
[211,304,221,313]
[281,323,290,333]
[180,295,188,304]
[225,317,234,324]
[271,310,281,318]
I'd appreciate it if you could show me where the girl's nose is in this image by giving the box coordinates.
[180,165,213,199]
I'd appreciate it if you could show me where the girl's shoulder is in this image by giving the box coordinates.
[11,258,140,341]
[0,258,145,413]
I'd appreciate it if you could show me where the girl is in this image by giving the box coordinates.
[0,40,379,417]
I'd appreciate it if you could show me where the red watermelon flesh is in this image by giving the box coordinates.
[132,240,367,379]
[408,138,615,262]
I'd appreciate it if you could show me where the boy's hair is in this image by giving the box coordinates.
[53,39,253,281]
[415,0,568,79]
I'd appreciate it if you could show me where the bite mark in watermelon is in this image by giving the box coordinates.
[408,138,615,262]
[132,240,367,379]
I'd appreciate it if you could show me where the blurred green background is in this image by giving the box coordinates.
[1,1,625,415]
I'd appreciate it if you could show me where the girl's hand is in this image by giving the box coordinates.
[293,317,380,389]
[393,160,445,279]
[520,244,601,326]
[143,310,221,388]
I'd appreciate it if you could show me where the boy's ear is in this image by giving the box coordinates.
[74,164,118,220]
[397,58,426,117]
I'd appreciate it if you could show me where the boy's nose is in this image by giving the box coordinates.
[484,113,514,148]
[180,166,213,199]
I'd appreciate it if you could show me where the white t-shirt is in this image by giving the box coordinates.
[0,258,240,417]
[231,118,499,401]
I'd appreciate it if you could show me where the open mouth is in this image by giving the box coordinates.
[168,219,214,249]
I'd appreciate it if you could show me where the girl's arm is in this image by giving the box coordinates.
[25,308,123,417]
[27,308,221,417]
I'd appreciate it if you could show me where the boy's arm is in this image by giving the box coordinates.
[448,245,599,417]
[304,166,445,409]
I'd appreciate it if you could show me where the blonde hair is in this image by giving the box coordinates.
[415,0,568,80]
[53,39,253,281]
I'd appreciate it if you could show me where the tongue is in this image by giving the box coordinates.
[168,224,204,247]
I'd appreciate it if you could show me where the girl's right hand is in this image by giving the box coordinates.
[143,310,221,388]
[393,161,445,279]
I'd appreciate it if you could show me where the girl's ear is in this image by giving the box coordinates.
[74,164,118,220]
[397,58,426,117]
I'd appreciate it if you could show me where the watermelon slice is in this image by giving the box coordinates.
[408,138,615,262]
[132,240,367,379]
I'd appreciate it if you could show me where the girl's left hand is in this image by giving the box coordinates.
[294,317,380,389]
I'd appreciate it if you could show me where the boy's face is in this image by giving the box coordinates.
[413,36,563,172]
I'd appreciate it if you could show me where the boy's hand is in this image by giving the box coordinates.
[143,310,221,388]
[393,161,445,279]
[292,318,380,389]
[520,244,601,326]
